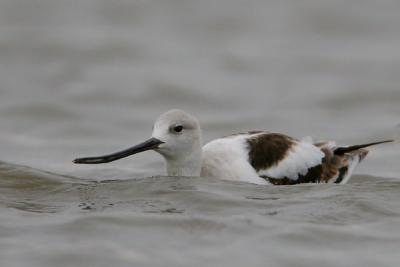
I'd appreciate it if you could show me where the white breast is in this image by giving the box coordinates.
[201,135,269,185]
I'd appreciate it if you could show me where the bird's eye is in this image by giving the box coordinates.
[173,125,184,133]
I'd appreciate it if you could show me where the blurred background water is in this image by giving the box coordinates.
[0,0,399,266]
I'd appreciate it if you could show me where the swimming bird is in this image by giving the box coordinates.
[73,109,393,185]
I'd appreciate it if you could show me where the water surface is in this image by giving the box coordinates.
[1,162,400,267]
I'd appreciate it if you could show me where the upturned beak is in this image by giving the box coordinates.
[73,137,164,164]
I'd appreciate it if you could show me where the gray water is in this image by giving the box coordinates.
[0,0,399,266]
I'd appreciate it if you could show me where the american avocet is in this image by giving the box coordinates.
[74,109,392,185]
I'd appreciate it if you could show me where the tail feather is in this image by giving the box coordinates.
[334,140,394,156]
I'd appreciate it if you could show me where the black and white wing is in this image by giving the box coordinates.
[246,133,328,184]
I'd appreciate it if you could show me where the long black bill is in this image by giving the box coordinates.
[73,137,164,164]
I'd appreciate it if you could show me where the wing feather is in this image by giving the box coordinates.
[247,133,325,181]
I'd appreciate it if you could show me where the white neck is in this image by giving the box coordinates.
[165,148,203,177]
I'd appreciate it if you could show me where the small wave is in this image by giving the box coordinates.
[1,165,399,224]
[0,161,88,188]
[0,161,89,213]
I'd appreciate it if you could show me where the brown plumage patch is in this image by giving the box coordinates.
[247,133,296,171]
[262,147,352,185]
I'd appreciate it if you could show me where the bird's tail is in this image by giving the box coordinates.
[334,140,394,156]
